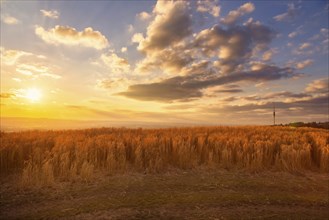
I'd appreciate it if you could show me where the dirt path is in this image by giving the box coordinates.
[1,170,328,219]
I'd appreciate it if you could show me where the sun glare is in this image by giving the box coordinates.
[25,88,42,102]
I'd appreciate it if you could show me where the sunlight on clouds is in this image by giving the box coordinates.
[132,33,144,44]
[0,48,32,65]
[221,2,255,25]
[197,0,220,17]
[100,52,130,75]
[35,25,109,50]
[0,0,328,125]
[295,59,313,70]
[137,11,151,20]
[262,49,277,61]
[218,46,233,59]
[305,78,328,93]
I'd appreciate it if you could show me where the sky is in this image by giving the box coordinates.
[0,0,328,129]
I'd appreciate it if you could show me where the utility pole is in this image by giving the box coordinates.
[273,103,276,126]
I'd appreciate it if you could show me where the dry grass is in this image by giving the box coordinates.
[0,126,328,187]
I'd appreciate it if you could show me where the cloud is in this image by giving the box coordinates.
[293,42,313,55]
[241,91,310,102]
[107,0,297,106]
[40,9,59,19]
[116,1,289,102]
[0,47,33,65]
[193,20,276,74]
[138,0,192,53]
[119,64,297,102]
[134,46,193,75]
[196,0,220,17]
[121,47,127,53]
[220,2,255,25]
[309,28,328,54]
[299,43,311,50]
[273,3,298,22]
[310,28,328,41]
[0,93,15,99]
[284,25,304,39]
[207,94,328,118]
[97,78,131,93]
[35,25,109,50]
[15,63,61,79]
[1,14,20,25]
[131,33,144,44]
[295,59,313,69]
[131,1,273,79]
[137,11,151,20]
[305,78,328,93]
[215,89,243,93]
[100,52,130,75]
[288,32,298,38]
[262,49,277,61]
[118,78,203,102]
[1,47,61,79]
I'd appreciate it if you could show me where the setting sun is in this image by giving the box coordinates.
[25,88,42,102]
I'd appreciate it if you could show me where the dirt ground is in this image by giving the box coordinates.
[1,170,328,219]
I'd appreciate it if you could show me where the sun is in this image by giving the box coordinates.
[25,88,42,102]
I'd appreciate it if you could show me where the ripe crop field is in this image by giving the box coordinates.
[1,126,328,219]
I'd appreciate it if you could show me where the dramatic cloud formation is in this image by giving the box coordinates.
[1,0,327,124]
[40,9,59,19]
[35,25,109,50]
[274,3,298,22]
[197,0,220,17]
[119,1,287,102]
[1,14,20,25]
[192,19,276,74]
[220,2,255,25]
[134,46,193,75]
[138,1,192,52]
[119,65,296,102]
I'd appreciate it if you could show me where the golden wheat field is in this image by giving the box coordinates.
[1,126,328,183]
[1,126,329,219]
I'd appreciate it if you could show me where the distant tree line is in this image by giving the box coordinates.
[284,122,329,130]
